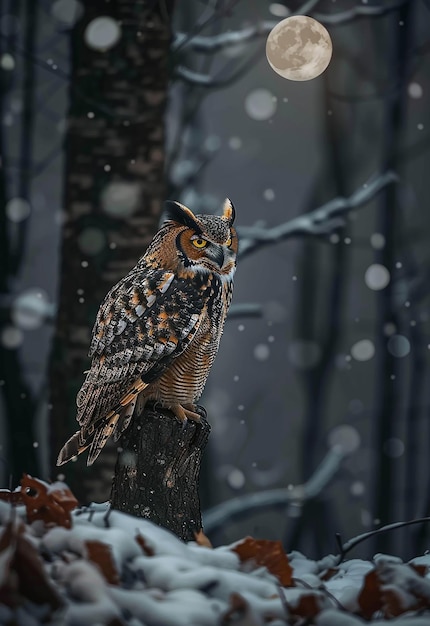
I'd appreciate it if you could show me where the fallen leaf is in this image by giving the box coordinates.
[135,533,155,556]
[320,567,339,581]
[194,528,212,548]
[357,568,382,619]
[20,474,78,529]
[410,563,427,577]
[222,592,264,626]
[0,489,23,505]
[0,519,20,606]
[0,518,63,611]
[232,537,293,587]
[285,589,328,618]
[85,540,120,585]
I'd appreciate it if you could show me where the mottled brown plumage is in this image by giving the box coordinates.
[57,199,238,466]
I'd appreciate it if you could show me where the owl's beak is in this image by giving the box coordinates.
[207,245,225,268]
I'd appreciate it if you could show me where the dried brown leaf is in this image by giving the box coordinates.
[382,585,423,618]
[0,519,63,610]
[85,540,120,585]
[14,532,64,609]
[194,528,212,548]
[0,489,23,505]
[357,568,382,619]
[232,537,293,587]
[222,592,264,626]
[135,533,155,556]
[20,474,78,529]
[320,567,339,581]
[410,563,427,577]
[287,590,327,618]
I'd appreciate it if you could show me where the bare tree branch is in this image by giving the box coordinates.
[174,20,278,53]
[238,171,399,259]
[203,447,345,534]
[171,0,241,55]
[173,45,262,88]
[313,0,408,25]
[227,303,262,319]
[335,516,430,564]
[174,0,407,53]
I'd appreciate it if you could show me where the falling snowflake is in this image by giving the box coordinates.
[387,334,410,358]
[328,424,360,454]
[351,339,375,362]
[254,344,270,361]
[408,82,423,98]
[6,197,31,222]
[244,89,277,121]
[364,264,390,290]
[84,16,121,51]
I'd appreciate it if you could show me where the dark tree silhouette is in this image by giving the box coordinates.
[372,0,415,554]
[0,0,39,481]
[49,0,175,502]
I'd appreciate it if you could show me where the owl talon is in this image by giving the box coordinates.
[195,405,207,420]
[169,404,201,424]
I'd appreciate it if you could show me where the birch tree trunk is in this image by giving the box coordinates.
[49,0,174,502]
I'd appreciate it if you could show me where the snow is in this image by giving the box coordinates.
[2,495,430,624]
[110,587,225,626]
[60,560,122,625]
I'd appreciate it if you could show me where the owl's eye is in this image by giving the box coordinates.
[192,237,207,249]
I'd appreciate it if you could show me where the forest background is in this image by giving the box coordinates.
[0,0,429,562]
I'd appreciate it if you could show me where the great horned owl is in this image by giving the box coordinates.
[57,199,237,466]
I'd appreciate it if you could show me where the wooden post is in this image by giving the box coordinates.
[110,405,210,541]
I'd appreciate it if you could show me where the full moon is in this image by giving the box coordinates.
[266,15,332,81]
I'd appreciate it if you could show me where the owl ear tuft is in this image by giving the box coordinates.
[164,201,202,233]
[222,198,235,225]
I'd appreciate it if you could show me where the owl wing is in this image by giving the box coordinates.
[80,267,206,425]
[57,267,206,466]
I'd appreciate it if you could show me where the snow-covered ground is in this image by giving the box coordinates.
[1,478,430,625]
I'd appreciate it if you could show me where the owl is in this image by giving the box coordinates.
[57,198,238,466]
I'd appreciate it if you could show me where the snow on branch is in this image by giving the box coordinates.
[174,0,407,53]
[335,516,430,564]
[174,21,278,53]
[174,47,262,88]
[313,0,408,25]
[203,446,345,534]
[238,171,399,259]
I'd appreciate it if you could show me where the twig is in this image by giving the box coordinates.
[334,517,430,564]
[277,583,290,619]
[203,447,345,533]
[238,171,399,259]
[103,506,112,528]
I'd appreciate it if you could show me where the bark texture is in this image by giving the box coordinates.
[111,405,211,541]
[49,0,174,501]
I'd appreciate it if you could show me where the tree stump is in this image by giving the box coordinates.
[110,404,210,541]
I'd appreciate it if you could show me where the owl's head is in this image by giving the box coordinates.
[159,198,238,278]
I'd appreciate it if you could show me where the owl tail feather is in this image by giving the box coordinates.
[57,378,149,466]
[56,413,121,467]
[56,430,90,466]
[86,413,120,466]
